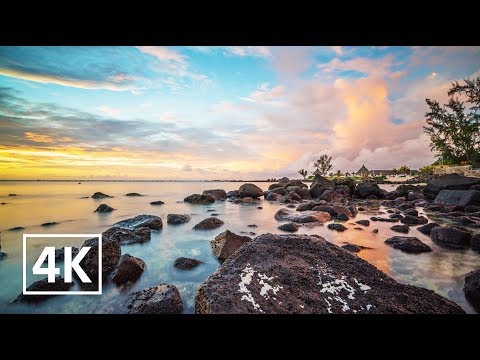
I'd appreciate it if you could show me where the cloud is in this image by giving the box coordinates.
[223,46,270,57]
[317,54,394,77]
[182,164,192,171]
[331,46,343,55]
[241,83,286,105]
[136,46,186,63]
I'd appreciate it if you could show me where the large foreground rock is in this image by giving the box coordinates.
[80,237,121,279]
[238,183,264,198]
[464,270,480,312]
[434,189,480,208]
[472,234,480,252]
[113,214,163,230]
[385,236,432,253]
[203,189,227,201]
[12,276,73,303]
[125,284,183,314]
[211,230,252,261]
[354,181,385,199]
[103,226,151,245]
[430,226,472,249]
[195,234,463,314]
[423,174,480,199]
[110,254,146,285]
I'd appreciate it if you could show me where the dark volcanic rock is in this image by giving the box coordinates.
[91,192,112,199]
[184,193,215,204]
[167,214,191,224]
[41,222,58,227]
[94,204,115,213]
[389,214,403,219]
[471,234,480,252]
[336,213,349,221]
[80,237,121,279]
[174,257,203,270]
[417,222,441,235]
[238,183,264,198]
[125,193,143,197]
[423,174,480,199]
[311,205,336,216]
[371,217,399,223]
[327,223,347,232]
[296,201,322,212]
[425,204,443,212]
[227,190,239,198]
[0,252,6,260]
[194,233,463,314]
[471,185,480,191]
[150,200,164,205]
[8,193,17,196]
[270,187,287,195]
[430,226,472,249]
[465,205,480,213]
[278,222,299,232]
[12,276,73,303]
[354,181,385,199]
[110,254,146,285]
[113,214,163,230]
[434,189,480,208]
[103,226,151,245]
[373,229,379,233]
[275,208,331,223]
[356,220,370,227]
[193,217,224,230]
[341,243,371,253]
[203,189,227,201]
[54,246,80,261]
[211,230,252,261]
[265,192,282,201]
[385,236,432,254]
[390,225,410,234]
[401,215,428,225]
[464,270,480,311]
[404,208,419,217]
[125,284,183,314]
[8,226,25,231]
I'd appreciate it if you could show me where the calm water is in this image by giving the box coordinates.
[0,181,478,314]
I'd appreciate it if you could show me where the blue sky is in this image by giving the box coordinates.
[0,46,479,179]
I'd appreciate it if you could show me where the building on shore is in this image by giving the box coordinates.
[356,165,370,177]
[355,164,418,177]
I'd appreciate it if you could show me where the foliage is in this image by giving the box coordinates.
[298,169,308,179]
[418,165,435,175]
[314,154,333,176]
[424,76,480,164]
[398,165,411,174]
[391,168,398,175]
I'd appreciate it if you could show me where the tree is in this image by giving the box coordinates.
[335,170,343,177]
[398,165,410,175]
[298,169,308,179]
[418,165,435,175]
[423,76,480,164]
[391,168,398,175]
[314,154,333,176]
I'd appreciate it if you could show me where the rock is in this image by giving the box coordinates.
[464,270,480,311]
[174,257,203,270]
[471,234,480,252]
[465,205,480,213]
[404,208,419,217]
[193,217,224,230]
[336,213,349,221]
[270,187,286,195]
[242,197,258,203]
[373,229,379,233]
[389,214,404,219]
[335,178,356,192]
[8,226,25,231]
[110,254,146,285]
[41,222,58,227]
[333,205,352,218]
[354,227,364,231]
[471,185,480,191]
[8,193,17,196]
[227,190,239,198]
[401,215,428,226]
[211,230,252,261]
[396,203,415,211]
[342,243,371,253]
[113,214,163,230]
[203,189,227,201]
[309,175,335,198]
[184,193,215,204]
[278,177,290,183]
[311,205,336,216]
[94,204,115,213]
[417,223,441,235]
[54,246,80,261]
[385,236,432,253]
[167,214,191,224]
[371,217,399,223]
[348,205,358,217]
[425,204,443,212]
[210,213,219,216]
[356,220,370,226]
[299,188,312,200]
[247,224,257,228]
[424,174,480,199]
[268,183,282,190]
[390,225,410,234]
[125,284,183,314]
[430,226,472,248]
[407,192,425,201]
[238,183,264,198]
[434,189,480,208]
[12,276,73,303]
[296,201,322,212]
[233,199,242,204]
[80,237,121,279]
[257,206,263,209]
[278,222,299,232]
[327,223,347,232]
[150,200,164,205]
[335,185,351,197]
[275,208,331,223]
[354,181,385,199]
[286,204,296,208]
[1,202,6,205]
[0,252,6,260]
[319,189,343,202]
[125,192,143,196]
[265,192,282,201]
[195,233,464,314]
[103,226,151,245]
[91,192,112,199]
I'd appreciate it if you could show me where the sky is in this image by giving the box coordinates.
[0,46,479,180]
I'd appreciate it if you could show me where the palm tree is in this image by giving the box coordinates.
[298,169,308,179]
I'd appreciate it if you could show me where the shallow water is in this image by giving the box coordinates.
[0,181,478,313]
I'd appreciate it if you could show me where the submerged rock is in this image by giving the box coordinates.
[211,230,252,261]
[110,254,146,285]
[174,257,203,270]
[194,233,464,314]
[125,284,183,314]
[12,276,73,303]
[341,243,371,253]
[390,224,410,234]
[356,220,370,227]
[41,222,58,227]
[150,200,164,205]
[327,223,347,232]
[125,193,143,197]
[184,193,215,204]
[94,204,115,213]
[464,270,480,312]
[226,190,239,198]
[238,183,264,198]
[401,215,428,226]
[203,189,227,201]
[91,192,112,199]
[275,208,331,223]
[278,222,299,232]
[385,236,432,254]
[417,222,440,235]
[103,226,151,245]
[167,214,191,224]
[371,217,399,223]
[336,213,349,221]
[430,226,472,249]
[113,214,163,230]
[8,226,25,231]
[193,217,224,230]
